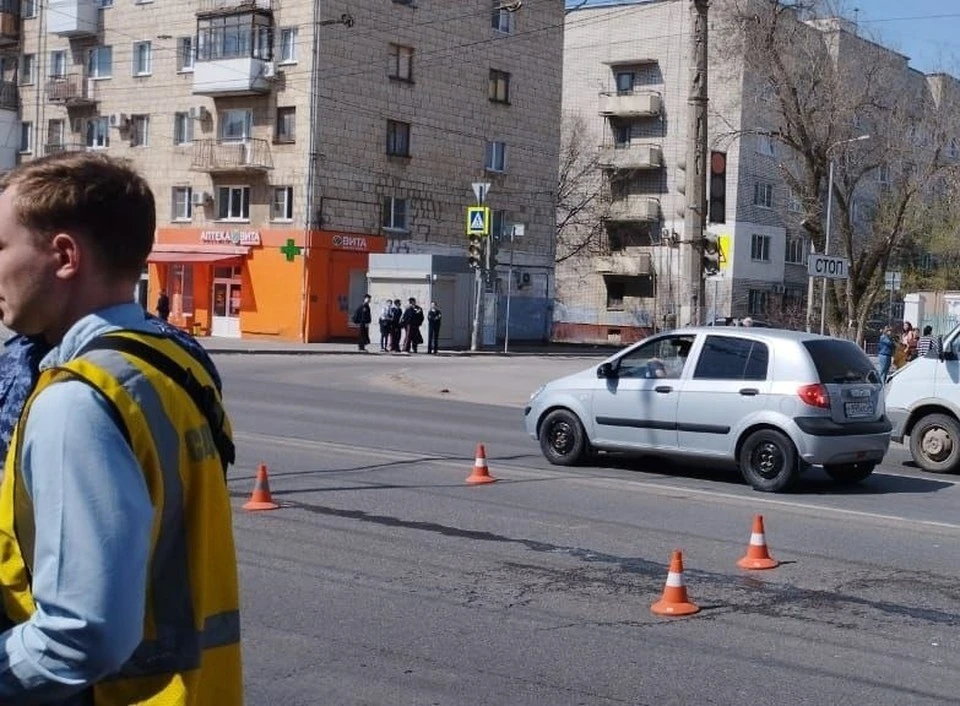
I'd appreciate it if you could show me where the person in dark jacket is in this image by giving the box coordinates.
[877,325,895,383]
[352,294,372,351]
[426,301,442,354]
[401,298,424,353]
[390,299,403,352]
[156,291,170,321]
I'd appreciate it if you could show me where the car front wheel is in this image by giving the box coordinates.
[738,429,799,492]
[909,413,960,474]
[824,462,876,485]
[539,409,588,466]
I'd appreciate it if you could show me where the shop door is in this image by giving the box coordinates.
[212,279,241,338]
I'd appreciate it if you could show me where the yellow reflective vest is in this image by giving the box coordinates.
[0,330,243,705]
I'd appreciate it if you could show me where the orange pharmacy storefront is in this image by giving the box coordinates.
[148,228,386,341]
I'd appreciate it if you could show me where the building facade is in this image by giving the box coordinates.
[8,0,563,341]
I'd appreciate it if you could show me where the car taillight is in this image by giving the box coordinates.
[798,383,831,409]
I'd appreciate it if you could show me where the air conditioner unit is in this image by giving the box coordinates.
[188,105,209,121]
[108,113,128,128]
[191,190,211,206]
[773,284,786,295]
[262,61,276,79]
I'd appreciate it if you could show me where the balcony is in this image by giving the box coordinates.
[607,196,660,223]
[595,252,653,277]
[598,91,662,118]
[47,0,98,37]
[45,74,98,106]
[190,138,273,173]
[0,4,18,46]
[196,0,270,14]
[193,58,272,96]
[597,144,662,171]
[0,81,17,112]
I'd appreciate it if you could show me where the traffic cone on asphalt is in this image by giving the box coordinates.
[465,444,497,485]
[243,464,280,511]
[651,550,700,617]
[737,514,779,570]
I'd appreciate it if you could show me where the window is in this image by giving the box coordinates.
[489,69,510,104]
[694,336,769,381]
[753,182,773,208]
[85,117,109,148]
[614,335,695,379]
[19,54,34,85]
[197,14,273,62]
[756,133,775,156]
[949,141,960,161]
[220,109,252,141]
[98,0,114,7]
[382,196,407,230]
[748,289,768,316]
[88,46,112,79]
[802,340,878,384]
[49,50,66,78]
[614,124,631,147]
[172,187,192,221]
[606,278,624,309]
[491,209,508,240]
[18,122,31,154]
[170,264,194,316]
[785,237,806,265]
[275,106,295,143]
[877,164,890,186]
[217,186,250,221]
[492,0,513,33]
[388,43,413,81]
[603,275,654,311]
[615,71,634,94]
[177,37,194,72]
[278,28,297,64]
[787,187,803,213]
[46,119,64,151]
[130,115,149,146]
[133,41,152,76]
[386,120,410,157]
[174,112,193,145]
[485,140,507,172]
[750,233,771,262]
[21,0,35,18]
[271,186,293,221]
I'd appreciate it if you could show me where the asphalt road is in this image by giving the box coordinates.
[219,354,960,706]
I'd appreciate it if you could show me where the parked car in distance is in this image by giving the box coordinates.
[524,328,890,492]
[885,323,960,473]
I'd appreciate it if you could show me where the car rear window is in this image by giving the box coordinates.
[802,340,879,384]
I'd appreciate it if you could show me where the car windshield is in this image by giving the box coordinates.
[802,340,879,384]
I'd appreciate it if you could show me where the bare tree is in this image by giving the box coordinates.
[555,112,607,264]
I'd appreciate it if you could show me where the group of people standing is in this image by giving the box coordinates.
[877,321,940,381]
[353,295,442,354]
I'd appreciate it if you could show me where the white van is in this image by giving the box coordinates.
[885,324,960,473]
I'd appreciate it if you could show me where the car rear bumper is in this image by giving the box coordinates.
[793,429,890,466]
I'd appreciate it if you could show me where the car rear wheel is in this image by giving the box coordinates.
[738,429,799,492]
[539,409,588,466]
[909,413,960,474]
[824,462,876,485]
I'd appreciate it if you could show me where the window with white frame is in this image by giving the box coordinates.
[751,233,771,262]
[785,237,806,265]
[172,186,192,221]
[485,140,507,172]
[19,54,34,85]
[389,43,413,81]
[748,289,769,316]
[491,0,513,33]
[88,46,112,79]
[382,196,407,231]
[174,112,193,145]
[488,69,510,104]
[130,115,149,146]
[756,133,776,156]
[220,109,251,141]
[753,182,773,208]
[177,37,194,72]
[279,28,297,64]
[787,186,803,213]
[615,71,634,95]
[386,120,410,157]
[21,0,35,18]
[133,41,152,76]
[49,50,66,78]
[217,186,250,221]
[271,186,293,221]
[86,117,109,148]
[19,122,31,153]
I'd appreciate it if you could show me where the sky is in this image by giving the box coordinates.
[567,0,960,75]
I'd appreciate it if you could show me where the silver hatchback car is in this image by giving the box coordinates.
[524,328,891,492]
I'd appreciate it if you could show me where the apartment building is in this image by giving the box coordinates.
[556,0,953,344]
[6,0,563,341]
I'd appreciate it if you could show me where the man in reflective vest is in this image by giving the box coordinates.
[0,152,243,704]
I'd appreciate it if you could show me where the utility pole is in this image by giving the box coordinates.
[683,0,709,325]
[468,182,491,352]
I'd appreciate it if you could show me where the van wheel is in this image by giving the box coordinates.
[824,462,876,485]
[539,409,587,466]
[738,429,799,492]
[910,413,960,474]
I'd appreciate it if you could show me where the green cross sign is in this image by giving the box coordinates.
[280,238,303,262]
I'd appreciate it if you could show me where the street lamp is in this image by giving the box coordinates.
[819,134,871,335]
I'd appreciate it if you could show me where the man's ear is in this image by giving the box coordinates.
[50,232,81,280]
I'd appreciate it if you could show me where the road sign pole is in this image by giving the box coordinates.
[468,183,491,352]
[504,227,514,353]
[820,160,835,336]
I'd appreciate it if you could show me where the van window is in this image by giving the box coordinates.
[803,340,878,383]
[694,336,769,381]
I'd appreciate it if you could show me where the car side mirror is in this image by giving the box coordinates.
[941,350,958,362]
[597,362,617,379]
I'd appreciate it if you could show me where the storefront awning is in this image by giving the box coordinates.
[147,251,244,264]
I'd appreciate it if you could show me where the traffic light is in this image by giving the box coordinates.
[709,151,726,224]
[467,234,482,269]
[702,231,720,275]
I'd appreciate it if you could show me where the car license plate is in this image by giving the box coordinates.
[845,401,873,418]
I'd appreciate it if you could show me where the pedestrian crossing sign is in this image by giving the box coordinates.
[466,206,491,236]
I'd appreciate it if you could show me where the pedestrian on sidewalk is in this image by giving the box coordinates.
[390,298,403,352]
[378,298,392,351]
[877,325,895,382]
[917,325,941,358]
[427,301,442,354]
[352,294,372,351]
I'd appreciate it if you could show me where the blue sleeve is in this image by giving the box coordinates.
[0,380,154,703]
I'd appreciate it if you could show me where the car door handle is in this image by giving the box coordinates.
[739,388,760,396]
[655,385,673,393]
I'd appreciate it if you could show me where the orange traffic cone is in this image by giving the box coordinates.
[737,514,779,570]
[243,463,280,511]
[465,444,497,485]
[651,550,700,617]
